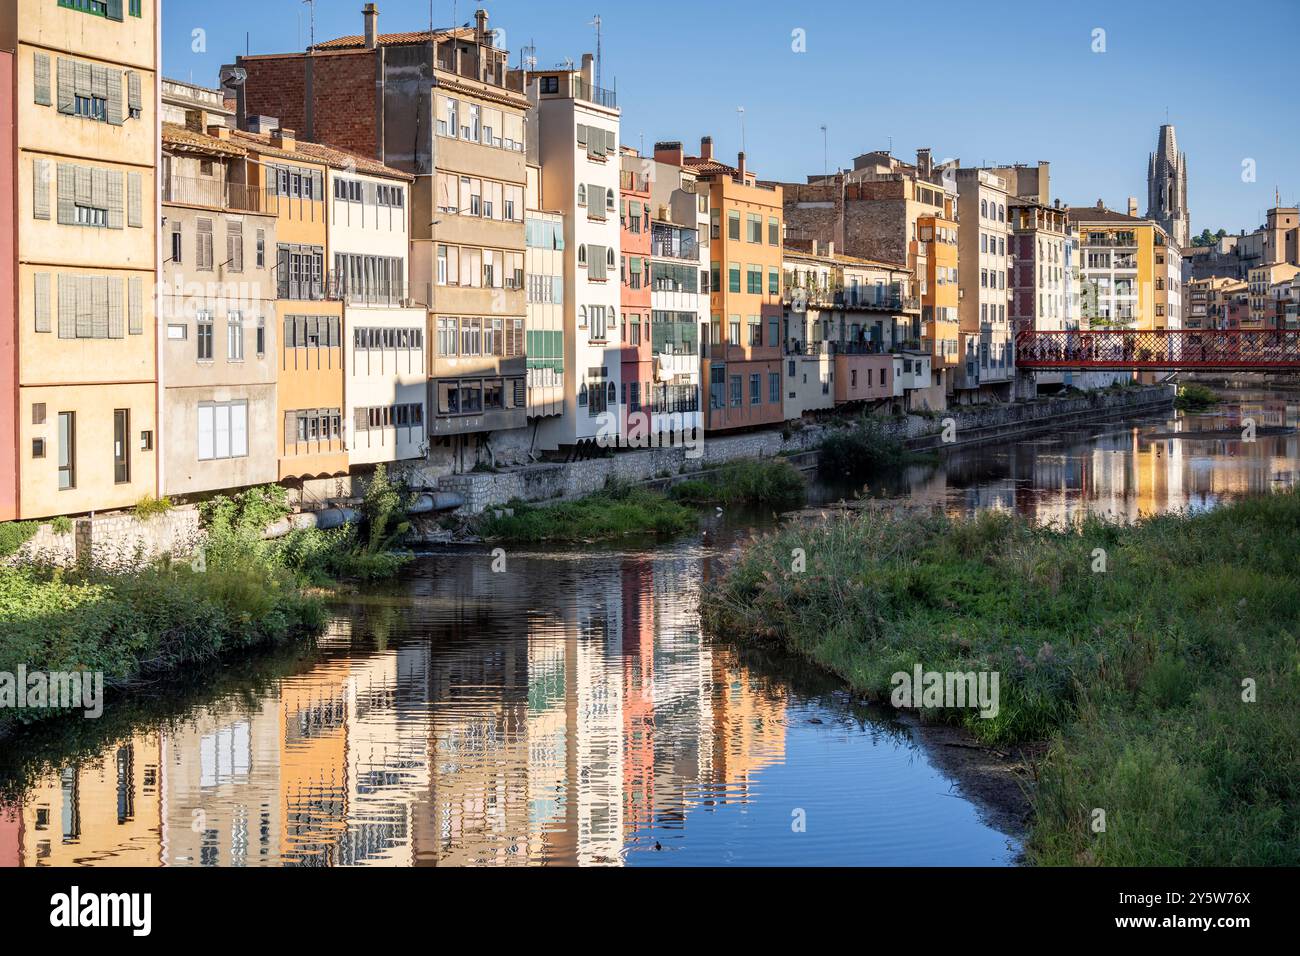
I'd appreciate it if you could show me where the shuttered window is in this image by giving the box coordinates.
[34,274,51,333]
[107,170,124,229]
[128,276,143,334]
[127,172,141,227]
[34,53,51,106]
[226,220,244,272]
[196,219,214,270]
[107,276,124,338]
[33,160,50,220]
[126,71,141,117]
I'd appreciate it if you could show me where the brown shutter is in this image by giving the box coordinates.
[56,58,74,114]
[128,276,143,335]
[107,170,124,229]
[107,276,124,338]
[58,275,75,338]
[56,163,75,224]
[106,68,124,126]
[127,71,141,114]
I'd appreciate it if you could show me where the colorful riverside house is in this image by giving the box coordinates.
[512,54,624,456]
[161,120,280,496]
[1069,201,1174,333]
[781,241,918,417]
[226,124,411,494]
[618,149,653,443]
[2,0,159,520]
[235,7,529,475]
[779,148,954,411]
[680,137,784,432]
[524,164,566,421]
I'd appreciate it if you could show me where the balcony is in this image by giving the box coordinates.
[572,77,617,109]
[325,272,410,308]
[163,175,263,212]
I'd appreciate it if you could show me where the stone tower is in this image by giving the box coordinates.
[1147,124,1189,249]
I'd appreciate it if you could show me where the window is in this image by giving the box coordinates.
[74,94,107,121]
[728,210,740,241]
[113,408,130,484]
[729,262,741,293]
[749,373,761,405]
[768,217,780,245]
[227,311,244,360]
[198,402,249,461]
[768,268,779,295]
[170,225,182,263]
[747,213,762,243]
[57,412,75,490]
[197,312,214,361]
[730,375,742,407]
[255,316,266,357]
[769,372,780,404]
[747,265,762,295]
[540,75,559,94]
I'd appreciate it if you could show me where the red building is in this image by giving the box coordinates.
[619,154,653,442]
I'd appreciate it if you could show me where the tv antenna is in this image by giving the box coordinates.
[737,106,746,153]
[302,0,315,51]
[590,15,603,89]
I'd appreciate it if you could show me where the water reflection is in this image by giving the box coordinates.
[860,389,1299,524]
[2,389,1294,867]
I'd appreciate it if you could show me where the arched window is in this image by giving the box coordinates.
[577,184,587,206]
[980,199,988,218]
[606,188,616,212]
[607,382,617,405]
[578,244,588,267]
[606,247,616,268]
[578,383,588,406]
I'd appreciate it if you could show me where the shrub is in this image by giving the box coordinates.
[0,522,39,559]
[133,495,174,521]
[818,417,914,480]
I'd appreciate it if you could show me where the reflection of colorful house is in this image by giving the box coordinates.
[620,559,656,833]
[709,657,787,792]
[20,733,163,866]
[0,803,20,867]
[279,659,352,865]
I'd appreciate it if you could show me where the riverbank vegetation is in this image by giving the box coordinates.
[0,469,418,734]
[668,459,806,508]
[478,481,697,543]
[702,492,1300,865]
[1174,383,1221,411]
[818,418,930,480]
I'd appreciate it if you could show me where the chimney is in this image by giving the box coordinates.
[207,124,231,141]
[475,9,489,43]
[363,3,378,49]
[827,241,835,258]
[244,114,279,134]
[581,53,594,86]
[1127,196,1138,217]
[737,151,747,182]
[811,240,820,257]
[654,141,684,167]
[916,147,932,178]
[271,127,296,151]
[184,109,204,133]
[700,135,714,162]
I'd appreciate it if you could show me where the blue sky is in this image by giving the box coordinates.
[164,0,1299,236]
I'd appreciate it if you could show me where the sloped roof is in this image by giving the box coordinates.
[311,26,472,50]
[162,122,248,158]
[1067,204,1146,225]
[227,129,412,180]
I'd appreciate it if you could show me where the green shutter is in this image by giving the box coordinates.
[127,71,141,114]
[107,0,124,22]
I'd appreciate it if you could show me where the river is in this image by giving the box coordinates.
[1,387,1295,867]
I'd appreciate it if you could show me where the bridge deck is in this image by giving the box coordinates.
[1016,330,1300,370]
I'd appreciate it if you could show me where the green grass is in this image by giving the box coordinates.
[478,482,697,543]
[669,459,807,508]
[1174,383,1220,411]
[701,492,1300,865]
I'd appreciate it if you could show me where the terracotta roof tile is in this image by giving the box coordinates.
[311,26,471,50]
[162,122,248,158]
[227,129,412,180]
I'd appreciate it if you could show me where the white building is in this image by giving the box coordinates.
[326,166,428,466]
[955,168,1014,401]
[519,55,623,452]
[524,165,566,420]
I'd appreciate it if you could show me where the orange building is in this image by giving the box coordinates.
[682,137,785,431]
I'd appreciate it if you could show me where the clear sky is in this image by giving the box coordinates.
[164,0,1299,237]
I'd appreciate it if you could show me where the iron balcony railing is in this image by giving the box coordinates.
[572,77,617,109]
[324,271,409,307]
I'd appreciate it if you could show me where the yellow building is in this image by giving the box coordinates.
[1069,203,1170,331]
[2,0,159,520]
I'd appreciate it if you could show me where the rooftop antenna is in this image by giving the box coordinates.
[302,0,315,51]
[429,0,433,32]
[820,124,828,175]
[737,106,746,153]
[590,14,603,88]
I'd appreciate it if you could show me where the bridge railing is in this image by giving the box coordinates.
[1015,329,1300,370]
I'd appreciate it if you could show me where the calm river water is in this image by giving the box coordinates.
[1,388,1295,867]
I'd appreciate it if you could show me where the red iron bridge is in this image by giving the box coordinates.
[1015,329,1300,370]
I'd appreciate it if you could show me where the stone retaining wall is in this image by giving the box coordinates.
[11,507,202,569]
[437,386,1174,515]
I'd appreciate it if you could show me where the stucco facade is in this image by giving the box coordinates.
[3,0,159,519]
